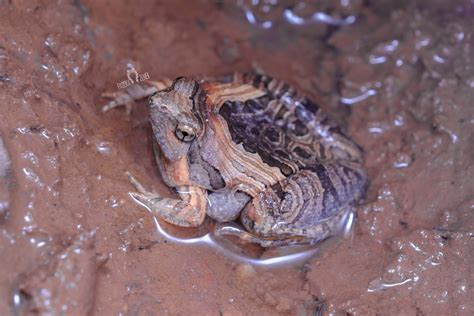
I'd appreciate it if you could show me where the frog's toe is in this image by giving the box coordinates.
[101,81,170,114]
[125,172,158,195]
[128,191,162,211]
[101,91,135,113]
[125,172,163,209]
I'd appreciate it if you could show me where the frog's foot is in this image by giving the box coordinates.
[101,79,173,114]
[214,224,308,248]
[237,204,351,248]
[126,172,207,227]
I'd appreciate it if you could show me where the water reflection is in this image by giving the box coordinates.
[238,0,357,29]
[130,192,355,267]
[340,89,377,105]
[283,9,355,26]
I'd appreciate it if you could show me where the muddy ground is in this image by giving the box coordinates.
[0,0,473,315]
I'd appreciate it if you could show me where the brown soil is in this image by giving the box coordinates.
[0,0,472,315]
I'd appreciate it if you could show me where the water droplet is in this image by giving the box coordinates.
[340,89,376,105]
[22,168,44,188]
[368,55,387,65]
[283,8,355,26]
[96,141,115,155]
[22,227,51,248]
[367,277,412,292]
[415,36,431,50]
[433,54,446,64]
[383,40,399,53]
[21,151,39,166]
[24,211,33,223]
[106,195,121,208]
[368,127,383,134]
[456,279,468,294]
[393,153,412,168]
[393,114,405,127]
[1,229,16,244]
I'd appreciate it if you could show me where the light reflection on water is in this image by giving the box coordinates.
[283,8,355,26]
[238,0,356,29]
[130,192,355,267]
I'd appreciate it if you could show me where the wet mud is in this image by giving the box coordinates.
[0,0,473,315]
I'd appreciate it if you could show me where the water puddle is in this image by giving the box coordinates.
[130,193,355,267]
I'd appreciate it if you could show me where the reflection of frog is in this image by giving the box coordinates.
[103,73,368,247]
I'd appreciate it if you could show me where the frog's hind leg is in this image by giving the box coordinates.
[238,161,366,247]
[126,172,207,227]
[264,210,351,247]
[101,79,173,114]
[217,206,352,248]
[214,224,310,248]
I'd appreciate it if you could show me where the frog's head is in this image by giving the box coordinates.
[148,77,202,161]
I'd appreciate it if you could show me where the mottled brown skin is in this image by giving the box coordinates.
[103,73,368,247]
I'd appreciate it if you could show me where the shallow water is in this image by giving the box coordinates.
[0,0,473,315]
[131,190,356,267]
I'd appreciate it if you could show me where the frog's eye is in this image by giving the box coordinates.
[175,124,196,142]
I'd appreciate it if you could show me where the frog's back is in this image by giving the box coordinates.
[218,74,362,171]
[202,73,368,219]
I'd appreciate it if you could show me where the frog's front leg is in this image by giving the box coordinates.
[101,79,173,114]
[127,173,206,227]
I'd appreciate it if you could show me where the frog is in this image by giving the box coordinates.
[102,72,368,247]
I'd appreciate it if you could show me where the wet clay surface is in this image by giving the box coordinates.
[0,0,473,315]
